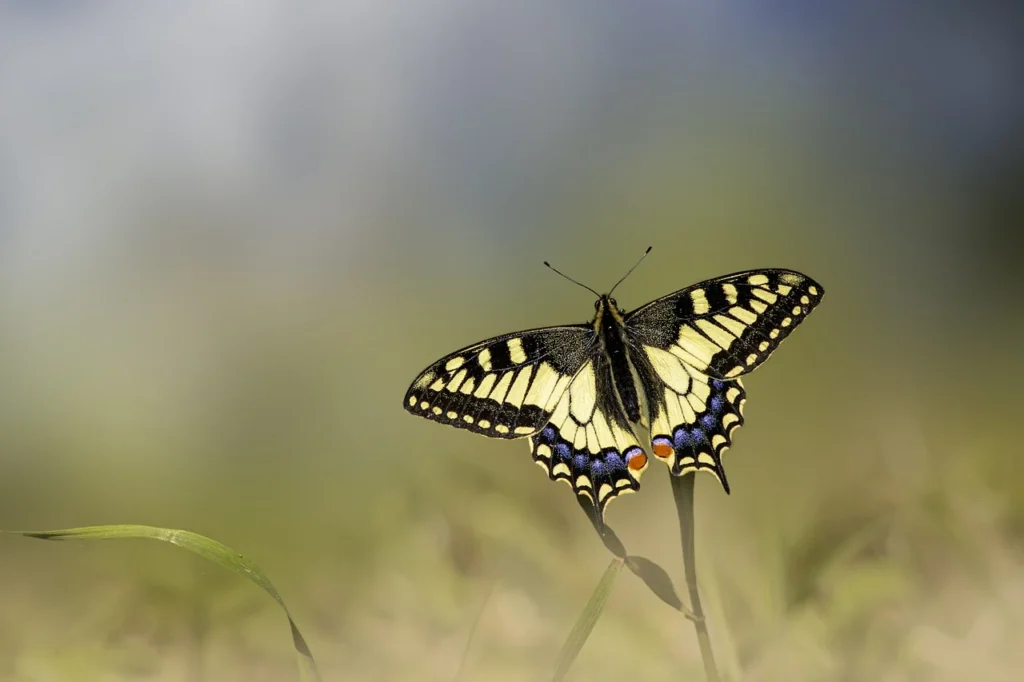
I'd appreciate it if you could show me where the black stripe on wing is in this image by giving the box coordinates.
[404,326,595,438]
[624,269,823,379]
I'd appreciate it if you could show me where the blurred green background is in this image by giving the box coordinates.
[1,2,1022,681]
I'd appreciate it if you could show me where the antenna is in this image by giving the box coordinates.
[608,246,652,296]
[543,261,601,297]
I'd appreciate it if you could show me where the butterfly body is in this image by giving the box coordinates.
[593,296,642,424]
[404,268,823,518]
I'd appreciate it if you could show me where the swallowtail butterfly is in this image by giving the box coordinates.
[403,250,823,519]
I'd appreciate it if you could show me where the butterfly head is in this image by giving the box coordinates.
[592,295,629,333]
[594,295,624,314]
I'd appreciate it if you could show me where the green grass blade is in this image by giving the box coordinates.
[549,556,624,682]
[2,524,321,682]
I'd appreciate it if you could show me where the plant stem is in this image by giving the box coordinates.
[453,578,496,682]
[670,473,720,682]
[549,557,625,682]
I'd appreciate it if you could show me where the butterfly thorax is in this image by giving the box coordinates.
[593,296,645,424]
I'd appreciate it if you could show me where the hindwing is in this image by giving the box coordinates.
[625,269,823,379]
[642,356,747,490]
[404,326,595,437]
[529,358,649,514]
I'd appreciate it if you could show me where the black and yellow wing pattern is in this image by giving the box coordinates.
[404,327,595,437]
[527,356,650,510]
[626,269,823,490]
[404,266,823,519]
[403,326,651,510]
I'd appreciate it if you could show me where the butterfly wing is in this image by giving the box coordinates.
[404,326,596,437]
[626,269,822,490]
[643,368,747,490]
[529,357,649,516]
[405,268,824,514]
[624,269,824,379]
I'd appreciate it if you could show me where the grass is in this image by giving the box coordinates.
[3,427,1023,681]
[6,436,1024,679]
[2,260,1020,680]
[0,480,704,682]
[2,525,321,682]
[671,473,720,682]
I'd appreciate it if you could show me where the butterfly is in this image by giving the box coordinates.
[403,249,823,519]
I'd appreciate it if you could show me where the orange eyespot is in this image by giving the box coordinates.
[627,451,648,471]
[652,442,673,459]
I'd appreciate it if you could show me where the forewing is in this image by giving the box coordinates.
[404,326,595,438]
[625,269,823,379]
[529,358,649,518]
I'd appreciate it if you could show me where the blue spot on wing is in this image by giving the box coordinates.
[605,451,625,470]
[530,423,642,517]
[648,374,746,491]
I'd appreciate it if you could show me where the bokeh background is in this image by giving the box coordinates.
[1,2,1022,681]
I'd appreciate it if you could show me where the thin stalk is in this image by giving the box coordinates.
[670,473,720,682]
[453,578,496,682]
[549,556,625,682]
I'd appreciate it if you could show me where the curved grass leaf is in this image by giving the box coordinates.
[2,524,321,682]
[549,556,624,682]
